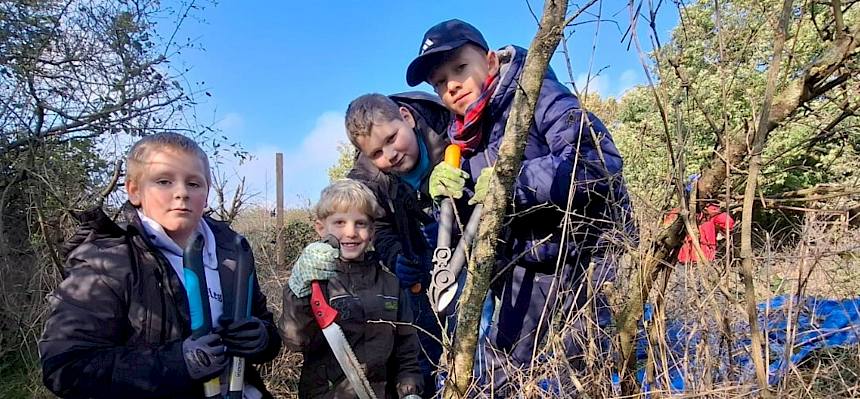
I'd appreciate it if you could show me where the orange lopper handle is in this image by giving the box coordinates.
[411,145,462,294]
[444,144,461,169]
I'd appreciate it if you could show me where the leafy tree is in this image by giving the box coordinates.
[580,91,620,129]
[613,0,859,206]
[0,0,215,389]
[0,0,205,249]
[327,141,356,182]
[611,1,858,390]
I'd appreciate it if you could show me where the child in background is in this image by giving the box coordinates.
[663,176,735,264]
[676,203,735,263]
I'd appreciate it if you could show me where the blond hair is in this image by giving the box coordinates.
[126,133,211,185]
[344,93,403,146]
[315,179,384,221]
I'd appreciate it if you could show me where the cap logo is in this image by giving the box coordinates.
[421,38,434,54]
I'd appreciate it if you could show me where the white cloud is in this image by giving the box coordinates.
[212,111,347,209]
[574,72,609,97]
[616,69,641,97]
[280,111,347,204]
[215,112,245,134]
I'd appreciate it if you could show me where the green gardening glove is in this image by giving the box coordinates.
[428,162,470,199]
[469,167,494,205]
[287,242,340,297]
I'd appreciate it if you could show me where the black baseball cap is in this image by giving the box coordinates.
[406,19,489,87]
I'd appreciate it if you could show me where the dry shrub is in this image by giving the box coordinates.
[600,203,860,399]
[0,215,71,398]
[3,197,854,398]
[241,194,859,398]
[232,205,316,398]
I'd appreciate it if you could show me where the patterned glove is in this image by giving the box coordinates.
[181,333,228,381]
[428,162,469,199]
[469,167,494,205]
[287,242,339,297]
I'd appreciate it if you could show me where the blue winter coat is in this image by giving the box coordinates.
[461,45,634,274]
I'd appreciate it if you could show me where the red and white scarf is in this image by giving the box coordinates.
[449,73,499,155]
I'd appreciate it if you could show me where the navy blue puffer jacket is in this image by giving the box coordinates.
[461,45,635,274]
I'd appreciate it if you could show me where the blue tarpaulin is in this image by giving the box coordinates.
[441,295,860,396]
[626,295,860,393]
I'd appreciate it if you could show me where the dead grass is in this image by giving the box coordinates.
[233,206,316,398]
[2,203,856,398]
[237,203,860,398]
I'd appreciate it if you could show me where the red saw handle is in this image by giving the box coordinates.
[310,281,338,329]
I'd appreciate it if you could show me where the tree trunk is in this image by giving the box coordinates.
[442,1,568,397]
[738,0,795,391]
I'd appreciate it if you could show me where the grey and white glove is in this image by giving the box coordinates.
[287,241,340,297]
[181,333,228,381]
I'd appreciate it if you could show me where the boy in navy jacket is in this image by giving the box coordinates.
[407,19,635,392]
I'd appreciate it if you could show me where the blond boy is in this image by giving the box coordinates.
[279,179,423,398]
[39,133,281,398]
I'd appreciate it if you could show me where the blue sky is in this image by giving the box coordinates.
[172,1,679,207]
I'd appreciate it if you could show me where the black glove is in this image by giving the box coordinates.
[181,333,228,381]
[216,316,269,357]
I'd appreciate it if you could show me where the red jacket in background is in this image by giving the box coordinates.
[664,204,735,263]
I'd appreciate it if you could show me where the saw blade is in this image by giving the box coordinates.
[321,323,378,399]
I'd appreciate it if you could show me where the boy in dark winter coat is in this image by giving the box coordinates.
[39,133,282,398]
[346,92,451,287]
[279,179,423,399]
[406,19,635,391]
[345,92,451,395]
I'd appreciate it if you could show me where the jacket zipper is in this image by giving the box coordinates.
[134,232,179,342]
[153,266,169,343]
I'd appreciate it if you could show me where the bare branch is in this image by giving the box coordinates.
[564,0,600,27]
[738,0,796,391]
[97,159,124,208]
[833,0,846,38]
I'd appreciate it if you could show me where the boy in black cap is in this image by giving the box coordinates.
[408,19,635,392]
